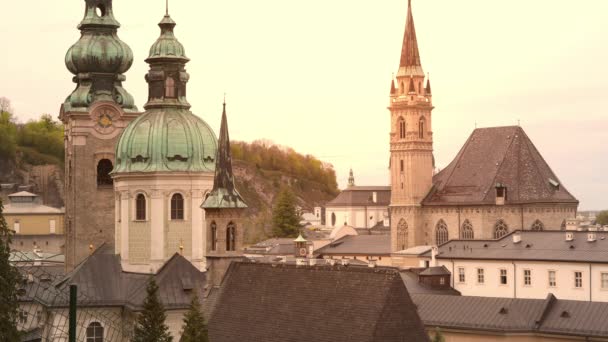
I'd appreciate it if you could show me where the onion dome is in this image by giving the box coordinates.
[147,15,189,63]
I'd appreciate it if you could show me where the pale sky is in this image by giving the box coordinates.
[1,1,607,210]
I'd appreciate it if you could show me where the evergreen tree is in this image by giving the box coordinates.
[180,293,208,342]
[132,278,173,342]
[271,187,301,237]
[0,199,22,341]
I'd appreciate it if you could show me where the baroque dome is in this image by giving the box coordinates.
[113,109,217,173]
[147,15,189,62]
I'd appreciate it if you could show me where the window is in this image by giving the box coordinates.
[397,219,408,250]
[548,270,557,287]
[331,212,336,227]
[49,219,56,234]
[398,118,406,139]
[574,271,582,288]
[86,322,104,342]
[531,219,544,231]
[477,268,485,284]
[400,160,404,172]
[500,269,508,285]
[418,117,425,139]
[19,311,27,324]
[96,159,113,186]
[524,269,532,286]
[135,194,146,221]
[170,193,184,220]
[560,219,566,231]
[601,273,608,289]
[440,277,445,285]
[210,221,217,251]
[494,219,509,239]
[14,221,20,234]
[458,267,465,283]
[435,220,448,245]
[461,220,474,239]
[226,222,236,251]
[165,77,176,98]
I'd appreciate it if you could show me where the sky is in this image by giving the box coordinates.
[0,0,606,210]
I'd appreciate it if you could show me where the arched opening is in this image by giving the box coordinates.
[331,212,336,227]
[135,194,146,221]
[226,222,236,251]
[397,219,408,250]
[561,219,566,231]
[165,77,176,98]
[461,219,474,239]
[494,219,509,239]
[531,219,544,231]
[95,5,106,17]
[86,322,104,342]
[400,82,405,94]
[170,193,184,220]
[97,159,113,187]
[418,117,426,139]
[398,117,406,139]
[210,221,217,251]
[435,219,448,245]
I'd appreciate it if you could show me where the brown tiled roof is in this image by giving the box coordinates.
[326,186,390,207]
[316,235,391,256]
[423,126,578,205]
[208,262,430,342]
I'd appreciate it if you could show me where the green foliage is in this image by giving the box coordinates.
[132,279,173,342]
[0,199,22,341]
[272,187,301,238]
[231,140,339,196]
[0,112,17,159]
[17,114,64,162]
[597,210,608,225]
[180,294,208,342]
[430,328,445,342]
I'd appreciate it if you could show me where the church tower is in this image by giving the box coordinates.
[389,0,434,251]
[61,0,140,270]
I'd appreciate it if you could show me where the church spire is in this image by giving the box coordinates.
[398,0,424,77]
[202,101,247,209]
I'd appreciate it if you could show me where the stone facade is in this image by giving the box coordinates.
[205,208,246,287]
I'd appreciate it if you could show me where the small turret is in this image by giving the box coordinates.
[348,168,355,187]
[425,76,432,96]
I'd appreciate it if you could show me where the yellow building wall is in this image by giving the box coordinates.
[5,214,64,235]
[429,328,608,342]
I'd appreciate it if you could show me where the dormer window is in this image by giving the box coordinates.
[165,77,176,98]
[495,183,507,205]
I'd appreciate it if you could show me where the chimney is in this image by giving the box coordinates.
[588,232,597,242]
[431,246,438,267]
[372,192,377,203]
[566,232,574,241]
[512,233,522,244]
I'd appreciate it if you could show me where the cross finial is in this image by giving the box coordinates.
[166,0,169,15]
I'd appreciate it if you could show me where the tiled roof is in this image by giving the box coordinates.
[426,230,608,263]
[316,235,391,256]
[3,203,64,214]
[326,186,390,207]
[208,262,430,342]
[423,126,578,205]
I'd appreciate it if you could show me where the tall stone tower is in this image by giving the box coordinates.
[61,0,140,270]
[202,102,248,287]
[389,0,434,252]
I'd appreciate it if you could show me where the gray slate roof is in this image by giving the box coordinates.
[423,126,578,206]
[426,230,608,263]
[209,262,430,342]
[316,234,391,256]
[326,186,390,207]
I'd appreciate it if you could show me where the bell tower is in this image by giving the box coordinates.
[389,0,434,251]
[61,0,140,270]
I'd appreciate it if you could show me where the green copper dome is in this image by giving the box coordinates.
[113,109,217,173]
[147,15,189,62]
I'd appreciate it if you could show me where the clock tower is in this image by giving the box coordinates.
[61,0,140,270]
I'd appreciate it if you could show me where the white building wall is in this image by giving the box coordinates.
[325,206,389,229]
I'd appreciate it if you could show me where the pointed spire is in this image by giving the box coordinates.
[408,75,416,94]
[399,0,422,68]
[390,78,396,95]
[202,101,247,209]
[425,74,432,95]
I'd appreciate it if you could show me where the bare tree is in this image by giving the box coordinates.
[0,97,12,114]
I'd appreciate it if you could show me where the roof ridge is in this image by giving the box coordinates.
[534,293,557,330]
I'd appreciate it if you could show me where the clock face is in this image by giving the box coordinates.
[98,112,113,128]
[90,103,121,135]
[299,247,307,256]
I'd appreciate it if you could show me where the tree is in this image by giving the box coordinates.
[271,187,301,237]
[0,199,22,341]
[180,294,208,342]
[430,328,445,342]
[0,97,13,114]
[132,278,173,342]
[597,210,608,225]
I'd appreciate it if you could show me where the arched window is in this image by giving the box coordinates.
[135,194,146,221]
[86,322,104,342]
[165,77,176,98]
[531,219,544,231]
[435,219,448,245]
[400,82,405,94]
[560,219,566,231]
[398,118,406,139]
[494,219,509,239]
[97,159,113,187]
[226,222,236,251]
[331,212,336,227]
[210,221,217,251]
[170,193,184,220]
[418,117,425,139]
[461,220,474,239]
[397,219,408,250]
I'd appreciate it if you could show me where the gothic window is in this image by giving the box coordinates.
[400,160,404,172]
[331,212,336,227]
[135,194,146,221]
[398,118,406,139]
[96,159,113,187]
[226,222,236,251]
[531,219,544,231]
[561,219,566,231]
[165,77,176,98]
[170,193,184,220]
[397,219,408,250]
[461,220,474,239]
[400,82,405,94]
[418,117,425,139]
[435,219,448,245]
[86,322,104,342]
[210,221,217,251]
[494,219,509,239]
